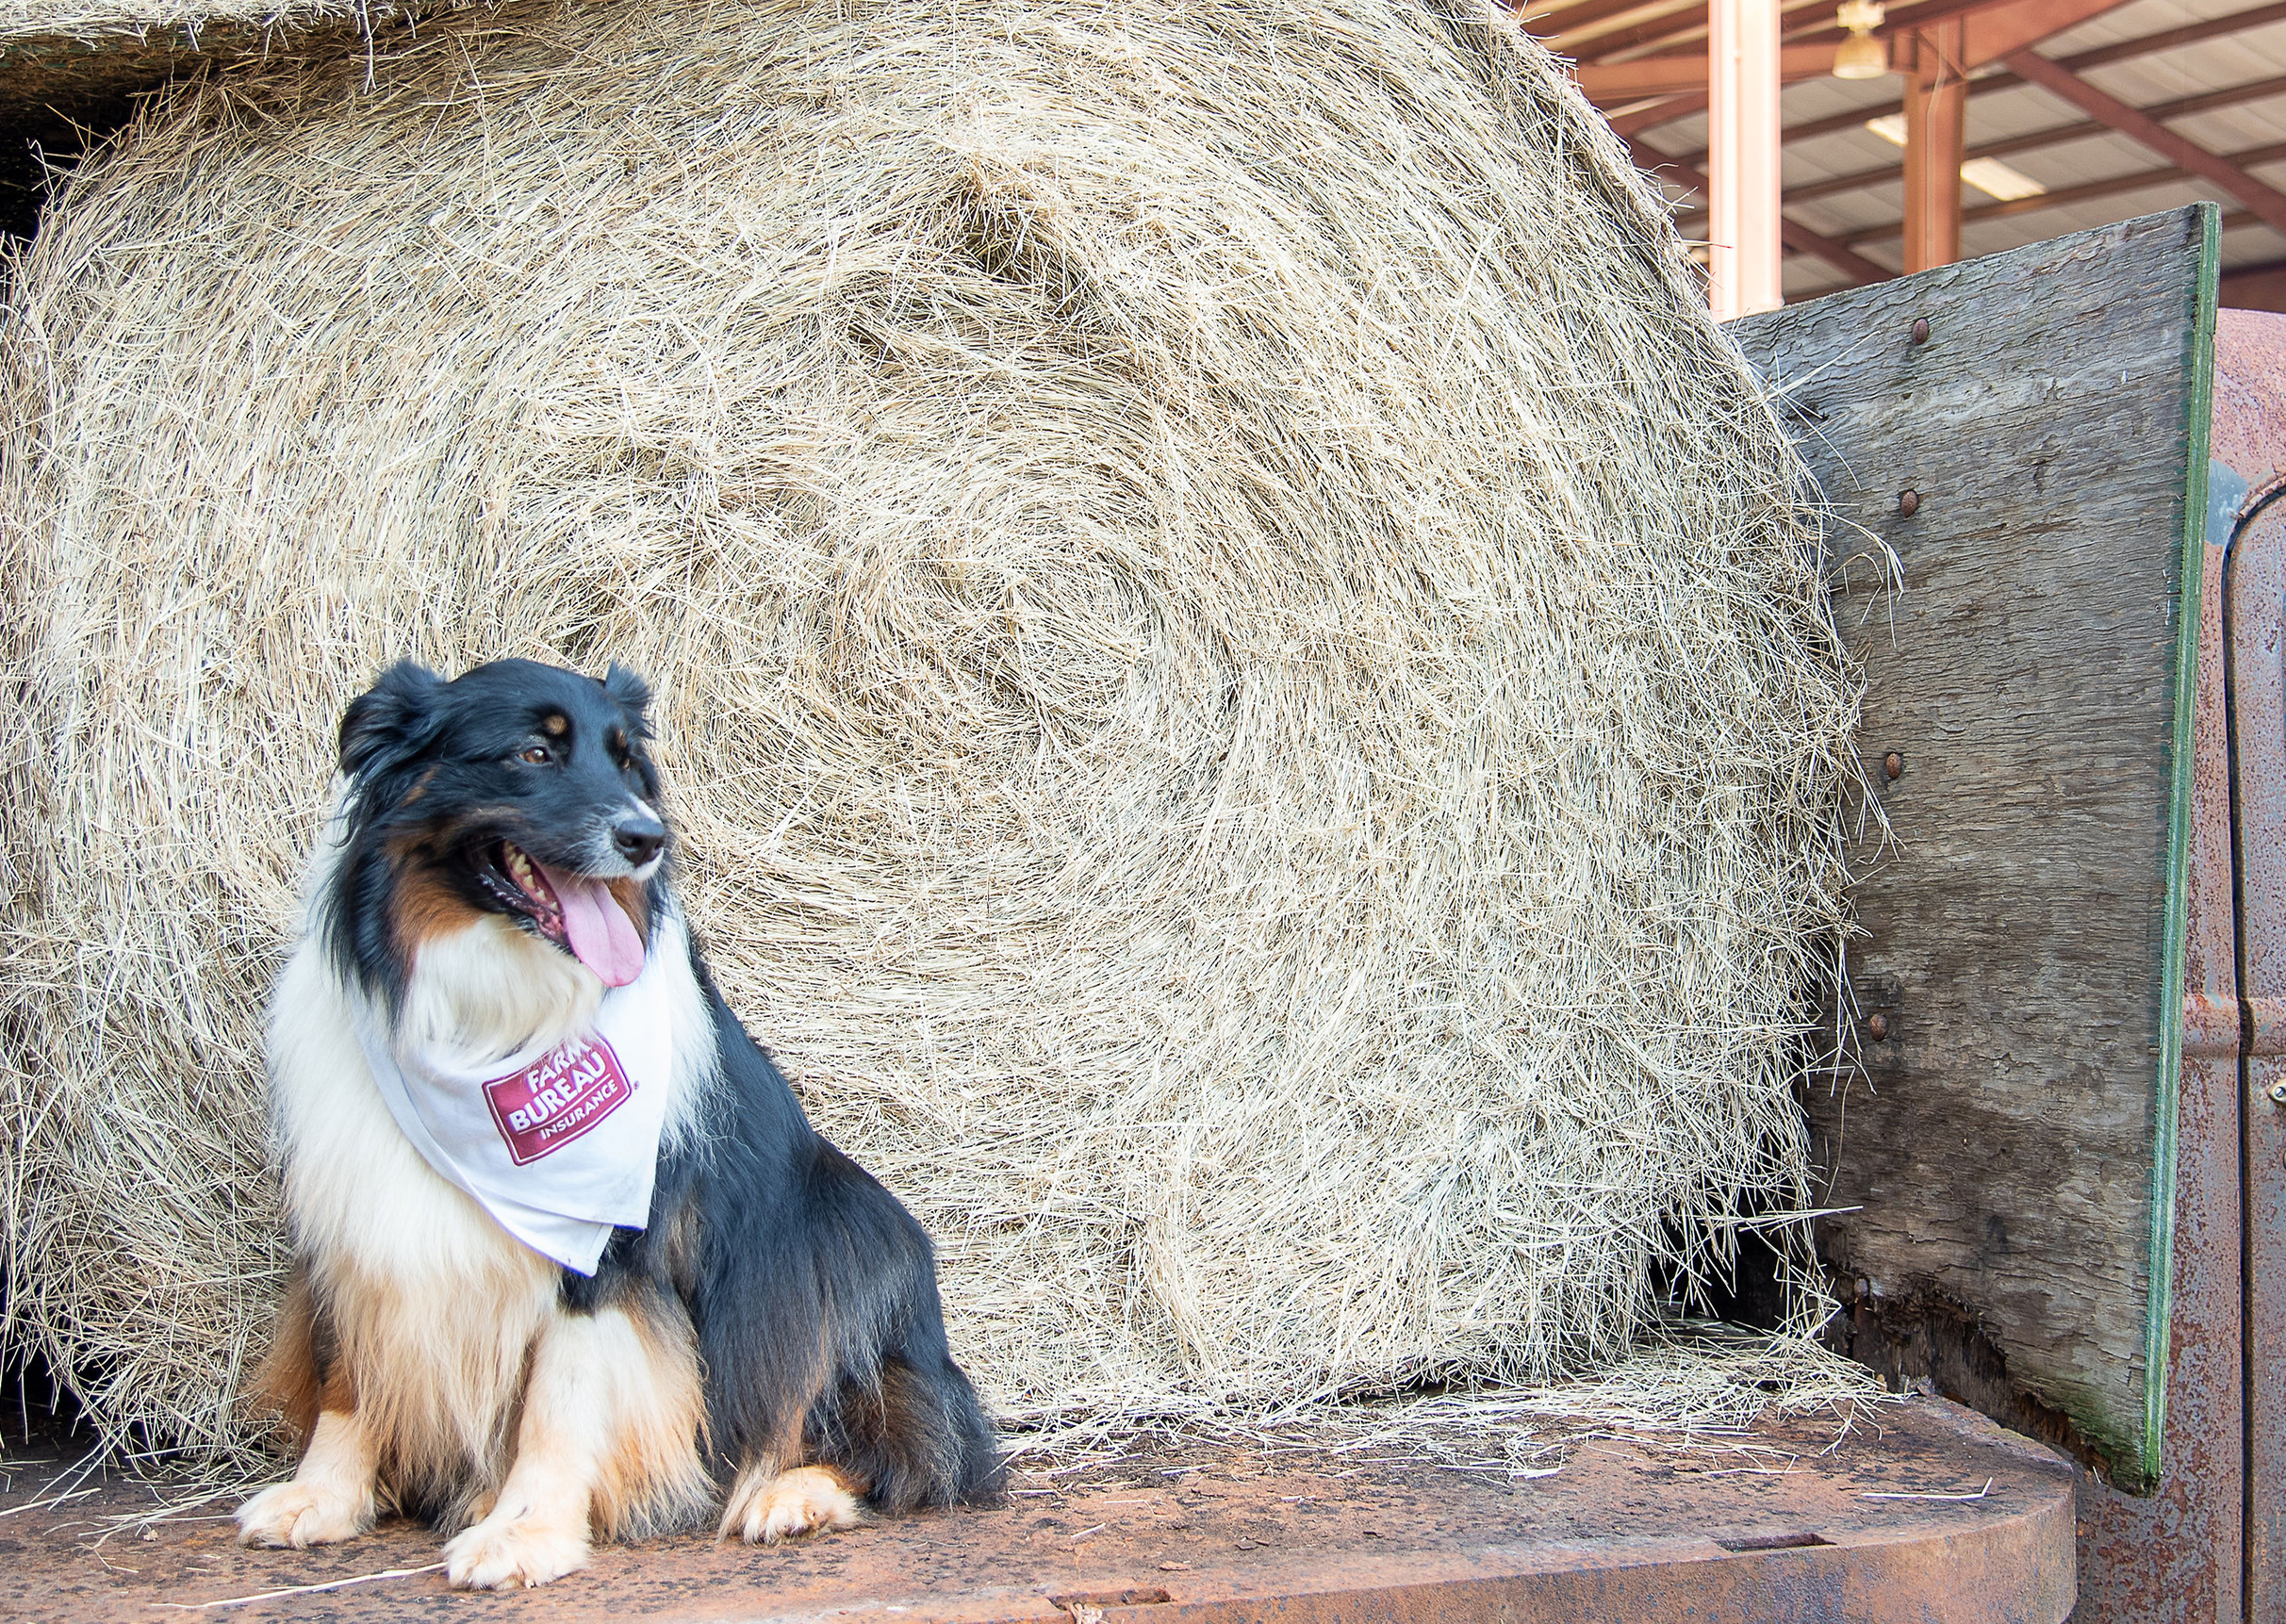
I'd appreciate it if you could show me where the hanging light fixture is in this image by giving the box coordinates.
[1833,0,1889,78]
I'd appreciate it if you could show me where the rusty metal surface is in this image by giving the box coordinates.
[0,1399,2072,1624]
[2067,400,2245,1620]
[2086,303,2286,1624]
[2214,307,2286,1624]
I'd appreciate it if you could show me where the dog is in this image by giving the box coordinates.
[235,658,1000,1589]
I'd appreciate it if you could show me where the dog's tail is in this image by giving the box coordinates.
[808,1338,1004,1511]
[797,1142,1004,1509]
[696,1124,1006,1511]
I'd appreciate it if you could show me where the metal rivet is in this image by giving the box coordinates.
[1867,1013,1889,1041]
[1911,317,1930,345]
[1897,489,1920,517]
[1883,751,1903,780]
[2269,1080,2286,1106]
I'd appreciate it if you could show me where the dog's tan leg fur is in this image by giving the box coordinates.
[443,1304,700,1589]
[718,1464,863,1545]
[235,1407,380,1549]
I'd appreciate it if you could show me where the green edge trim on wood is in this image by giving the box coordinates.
[2142,200,2221,1494]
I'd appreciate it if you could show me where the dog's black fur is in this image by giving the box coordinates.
[324,659,672,1021]
[311,657,999,1522]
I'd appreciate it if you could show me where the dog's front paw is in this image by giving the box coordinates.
[443,1512,590,1589]
[235,1480,374,1549]
[722,1465,863,1545]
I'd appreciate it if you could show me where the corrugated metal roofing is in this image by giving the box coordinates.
[1558,0,2286,300]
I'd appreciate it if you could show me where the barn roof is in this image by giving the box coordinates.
[1551,0,2286,306]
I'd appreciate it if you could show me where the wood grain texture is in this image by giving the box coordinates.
[1730,205,2218,1492]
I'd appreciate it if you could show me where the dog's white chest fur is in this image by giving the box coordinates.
[262,837,715,1485]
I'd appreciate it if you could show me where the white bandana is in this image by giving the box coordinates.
[354,954,677,1274]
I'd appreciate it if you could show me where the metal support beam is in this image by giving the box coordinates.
[1575,43,1841,99]
[2002,49,2286,237]
[2057,0,2286,70]
[1739,0,2130,57]
[1542,0,1715,55]
[1902,21,1967,271]
[1960,0,2136,64]
[1708,0,1784,315]
[1941,71,2286,168]
[1628,137,1897,285]
[1608,94,1709,137]
[1533,0,1703,48]
[1835,138,2286,245]
[1669,0,2282,152]
[1779,0,2095,47]
[1678,73,2286,221]
[1570,0,2107,81]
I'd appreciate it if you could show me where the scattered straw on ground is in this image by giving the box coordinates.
[0,0,1863,1473]
[1012,1323,1890,1475]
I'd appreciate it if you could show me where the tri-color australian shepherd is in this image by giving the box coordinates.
[235,658,999,1588]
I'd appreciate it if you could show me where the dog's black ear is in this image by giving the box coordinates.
[603,663,653,739]
[338,660,448,779]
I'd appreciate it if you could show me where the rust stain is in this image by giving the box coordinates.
[0,1400,2074,1622]
[2076,305,2286,1621]
[2217,308,2286,1624]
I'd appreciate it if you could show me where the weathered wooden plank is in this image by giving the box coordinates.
[1730,205,2218,1493]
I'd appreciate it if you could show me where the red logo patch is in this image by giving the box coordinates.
[483,1036,636,1166]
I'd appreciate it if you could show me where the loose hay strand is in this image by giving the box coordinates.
[0,0,1865,1473]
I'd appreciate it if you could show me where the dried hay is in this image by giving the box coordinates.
[0,0,419,41]
[0,0,1865,1470]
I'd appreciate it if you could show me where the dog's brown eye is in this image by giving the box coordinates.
[518,745,551,765]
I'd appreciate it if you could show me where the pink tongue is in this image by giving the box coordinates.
[538,862,648,987]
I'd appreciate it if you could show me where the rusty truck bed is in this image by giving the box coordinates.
[0,1396,2071,1623]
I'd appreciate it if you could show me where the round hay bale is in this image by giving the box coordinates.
[0,0,1859,1464]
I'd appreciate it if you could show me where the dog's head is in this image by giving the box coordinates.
[324,658,668,1003]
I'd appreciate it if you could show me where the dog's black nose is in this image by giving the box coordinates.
[613,816,666,867]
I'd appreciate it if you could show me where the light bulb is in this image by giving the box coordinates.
[1834,31,1889,77]
[1833,0,1889,79]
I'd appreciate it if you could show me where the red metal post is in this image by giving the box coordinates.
[1901,20,1966,271]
